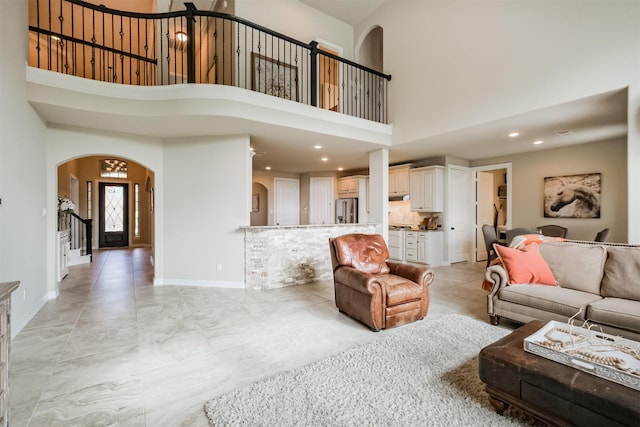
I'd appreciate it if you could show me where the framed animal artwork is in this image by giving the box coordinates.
[544,173,601,218]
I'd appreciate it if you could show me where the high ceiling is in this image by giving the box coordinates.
[299,0,386,26]
[65,1,628,174]
[248,88,628,173]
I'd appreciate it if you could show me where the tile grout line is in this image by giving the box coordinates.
[24,251,110,427]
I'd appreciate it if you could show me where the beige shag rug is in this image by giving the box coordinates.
[204,313,537,426]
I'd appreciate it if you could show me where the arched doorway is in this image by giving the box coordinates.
[250,182,268,226]
[358,26,384,73]
[56,155,154,270]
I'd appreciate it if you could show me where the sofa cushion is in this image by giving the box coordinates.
[538,242,606,294]
[498,285,601,320]
[601,246,640,300]
[587,297,640,334]
[334,233,390,274]
[494,244,557,286]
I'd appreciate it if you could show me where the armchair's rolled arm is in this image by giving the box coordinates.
[333,266,381,295]
[485,265,508,315]
[387,261,434,287]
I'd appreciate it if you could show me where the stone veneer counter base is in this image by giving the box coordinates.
[242,224,378,290]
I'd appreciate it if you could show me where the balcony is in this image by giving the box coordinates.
[28,0,392,124]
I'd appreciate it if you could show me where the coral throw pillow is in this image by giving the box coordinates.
[493,243,558,286]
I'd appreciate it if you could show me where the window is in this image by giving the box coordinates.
[134,183,140,238]
[86,181,92,218]
[100,159,128,178]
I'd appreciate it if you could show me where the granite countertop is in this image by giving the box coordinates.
[388,226,443,232]
[241,223,379,230]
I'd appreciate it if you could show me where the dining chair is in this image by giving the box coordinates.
[536,224,568,238]
[594,228,610,242]
[481,224,499,268]
[505,227,540,246]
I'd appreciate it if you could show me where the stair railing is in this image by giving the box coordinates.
[28,0,392,123]
[69,212,93,259]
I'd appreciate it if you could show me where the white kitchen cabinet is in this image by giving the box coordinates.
[57,230,70,282]
[388,230,404,260]
[409,166,444,212]
[337,177,358,195]
[337,175,368,198]
[417,231,444,266]
[389,165,411,196]
[404,231,418,262]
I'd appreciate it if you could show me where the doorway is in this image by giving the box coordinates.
[473,163,512,262]
[447,165,472,263]
[274,178,299,225]
[316,40,343,113]
[309,177,334,224]
[99,182,129,247]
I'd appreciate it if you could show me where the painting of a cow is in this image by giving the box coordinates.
[544,173,601,218]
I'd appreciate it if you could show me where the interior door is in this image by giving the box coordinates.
[447,165,471,263]
[476,172,494,261]
[318,45,341,113]
[99,182,129,247]
[274,178,300,225]
[310,177,333,224]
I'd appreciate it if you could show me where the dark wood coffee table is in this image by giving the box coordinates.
[479,320,640,426]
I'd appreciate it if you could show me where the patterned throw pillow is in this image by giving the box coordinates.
[494,243,558,286]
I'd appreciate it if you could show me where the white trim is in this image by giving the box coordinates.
[471,162,513,230]
[11,293,49,339]
[314,39,344,57]
[153,278,245,289]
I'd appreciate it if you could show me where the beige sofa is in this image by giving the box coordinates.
[485,240,640,340]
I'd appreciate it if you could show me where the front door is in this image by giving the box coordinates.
[99,182,129,247]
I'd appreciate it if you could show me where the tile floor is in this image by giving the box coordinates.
[9,248,512,426]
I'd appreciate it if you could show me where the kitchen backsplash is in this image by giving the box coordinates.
[389,201,423,225]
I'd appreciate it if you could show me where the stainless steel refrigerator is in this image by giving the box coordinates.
[335,198,358,223]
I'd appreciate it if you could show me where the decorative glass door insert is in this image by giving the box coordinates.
[99,182,129,247]
[105,185,124,232]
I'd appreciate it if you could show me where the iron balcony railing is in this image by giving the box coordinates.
[28,0,392,123]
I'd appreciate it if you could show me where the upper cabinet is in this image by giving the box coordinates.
[389,165,411,196]
[409,166,444,212]
[337,175,368,199]
[337,177,358,195]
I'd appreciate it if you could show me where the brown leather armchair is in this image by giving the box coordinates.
[329,233,434,331]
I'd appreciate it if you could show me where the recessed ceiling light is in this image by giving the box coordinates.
[314,145,322,149]
[321,157,328,162]
[265,166,271,170]
[533,140,544,145]
[338,167,344,171]
[508,132,520,138]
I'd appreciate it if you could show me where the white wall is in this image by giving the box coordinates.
[236,0,354,59]
[357,0,640,242]
[0,0,49,336]
[161,135,250,286]
[362,1,639,143]
[473,138,627,242]
[46,126,164,286]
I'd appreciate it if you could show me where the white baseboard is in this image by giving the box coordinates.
[153,278,245,289]
[67,256,91,266]
[11,293,49,339]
